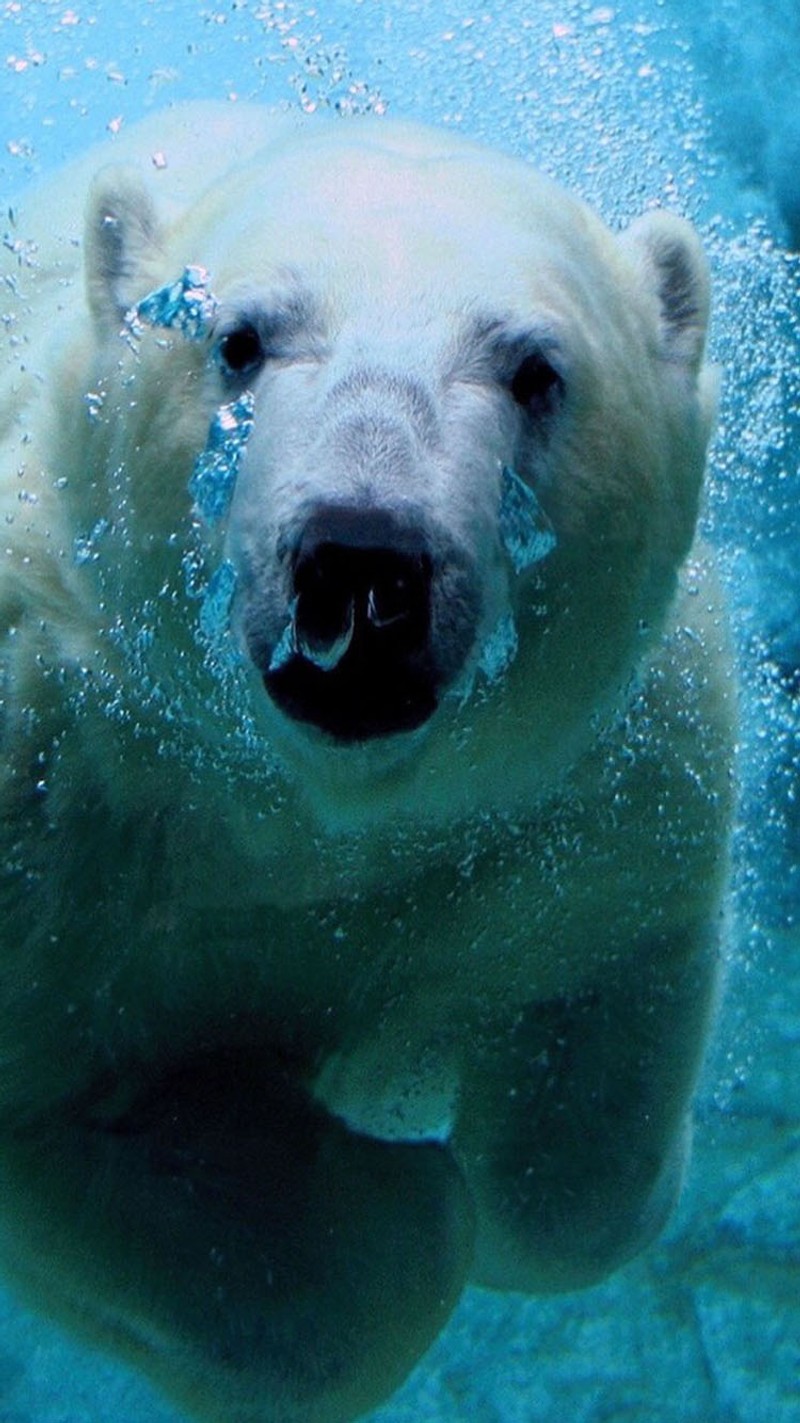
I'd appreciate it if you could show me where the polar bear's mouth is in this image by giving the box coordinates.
[257,505,477,743]
[266,644,438,743]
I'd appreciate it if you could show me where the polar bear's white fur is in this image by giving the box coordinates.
[0,105,734,1423]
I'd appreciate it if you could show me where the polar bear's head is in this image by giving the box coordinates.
[82,118,715,811]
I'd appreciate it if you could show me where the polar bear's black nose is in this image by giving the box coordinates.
[293,509,432,667]
[264,506,439,742]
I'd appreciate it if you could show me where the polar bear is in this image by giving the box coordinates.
[0,104,734,1423]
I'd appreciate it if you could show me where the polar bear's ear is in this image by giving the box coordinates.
[620,210,710,376]
[84,167,165,335]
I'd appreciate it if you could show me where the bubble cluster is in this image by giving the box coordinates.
[130,265,218,343]
[498,464,557,574]
[189,391,256,526]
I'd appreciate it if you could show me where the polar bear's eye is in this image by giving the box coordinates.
[216,322,266,379]
[509,352,564,417]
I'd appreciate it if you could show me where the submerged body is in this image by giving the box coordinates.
[0,105,734,1423]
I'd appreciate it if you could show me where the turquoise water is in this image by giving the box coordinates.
[1,1,799,1420]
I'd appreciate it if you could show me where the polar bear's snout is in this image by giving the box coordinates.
[291,507,432,669]
[259,503,479,743]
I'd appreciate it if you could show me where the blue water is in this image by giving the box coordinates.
[1,1,799,1420]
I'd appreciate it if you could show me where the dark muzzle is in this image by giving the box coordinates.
[263,506,439,742]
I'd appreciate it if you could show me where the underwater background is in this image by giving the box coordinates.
[1,0,799,1419]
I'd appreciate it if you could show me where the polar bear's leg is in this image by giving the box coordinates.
[454,925,719,1293]
[3,1053,474,1423]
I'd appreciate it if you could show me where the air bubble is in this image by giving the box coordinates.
[189,391,255,524]
[499,465,557,573]
[130,265,219,343]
